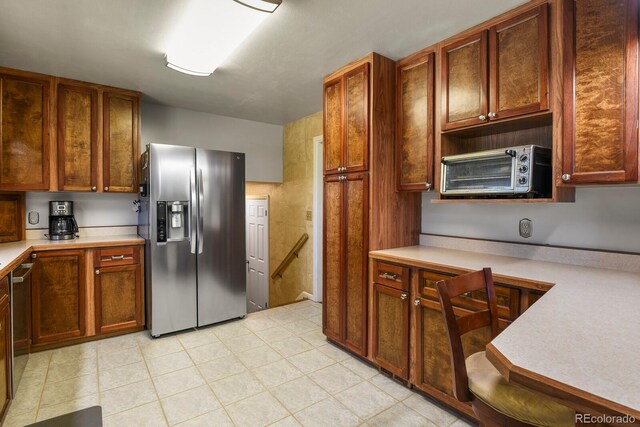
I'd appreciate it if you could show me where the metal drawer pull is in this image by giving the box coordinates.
[462,292,472,297]
[12,263,35,284]
[381,272,399,281]
[400,293,408,300]
[110,255,125,260]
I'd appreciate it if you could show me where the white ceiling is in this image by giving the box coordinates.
[0,0,527,125]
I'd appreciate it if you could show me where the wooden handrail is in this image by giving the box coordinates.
[271,233,309,279]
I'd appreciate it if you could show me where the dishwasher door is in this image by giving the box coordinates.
[11,261,33,396]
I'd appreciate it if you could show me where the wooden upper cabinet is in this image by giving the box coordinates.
[372,283,409,379]
[324,78,343,175]
[57,83,98,191]
[103,91,139,193]
[441,5,549,130]
[441,32,488,130]
[0,193,25,243]
[490,4,549,120]
[323,63,369,174]
[32,250,86,345]
[0,71,51,190]
[396,51,435,191]
[562,0,638,184]
[344,64,369,172]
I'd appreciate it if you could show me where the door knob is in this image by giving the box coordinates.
[104,186,109,191]
[487,112,497,119]
[425,182,432,191]
[91,186,97,192]
[478,115,487,121]
[414,299,421,306]
[95,269,100,275]
[562,174,571,182]
[400,293,408,300]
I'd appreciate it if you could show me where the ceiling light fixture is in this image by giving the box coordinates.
[165,0,280,77]
[233,0,282,13]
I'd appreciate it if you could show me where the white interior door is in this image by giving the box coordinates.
[246,197,269,313]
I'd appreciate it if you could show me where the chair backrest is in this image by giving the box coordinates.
[435,267,500,402]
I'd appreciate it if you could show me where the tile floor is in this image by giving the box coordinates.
[4,300,477,427]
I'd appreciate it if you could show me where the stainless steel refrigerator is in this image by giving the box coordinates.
[138,143,246,337]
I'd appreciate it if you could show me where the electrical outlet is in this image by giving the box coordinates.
[28,211,39,225]
[519,218,533,238]
[306,210,312,221]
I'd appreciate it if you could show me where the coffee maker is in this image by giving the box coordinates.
[48,201,79,240]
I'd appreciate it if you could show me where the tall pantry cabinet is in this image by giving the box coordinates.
[322,53,421,357]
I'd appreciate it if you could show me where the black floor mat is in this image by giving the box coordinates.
[26,406,102,427]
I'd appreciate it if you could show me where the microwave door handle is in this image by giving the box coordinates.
[190,167,197,254]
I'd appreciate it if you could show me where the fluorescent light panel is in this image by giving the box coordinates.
[166,0,270,76]
[234,0,281,13]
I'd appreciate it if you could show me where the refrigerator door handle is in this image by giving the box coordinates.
[198,168,204,254]
[190,167,197,254]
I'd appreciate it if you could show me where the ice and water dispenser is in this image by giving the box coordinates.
[157,201,189,243]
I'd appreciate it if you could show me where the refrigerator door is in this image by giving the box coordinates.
[149,144,198,336]
[196,149,246,326]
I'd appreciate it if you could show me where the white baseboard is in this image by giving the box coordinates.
[295,291,314,302]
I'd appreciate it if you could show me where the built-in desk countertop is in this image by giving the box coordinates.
[0,235,144,278]
[370,245,640,420]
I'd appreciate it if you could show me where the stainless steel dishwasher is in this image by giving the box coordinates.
[11,261,33,396]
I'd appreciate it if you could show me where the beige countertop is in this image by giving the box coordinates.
[0,235,144,278]
[370,245,640,418]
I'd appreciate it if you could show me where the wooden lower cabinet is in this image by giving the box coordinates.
[323,173,369,356]
[0,276,11,421]
[94,263,143,334]
[368,258,548,419]
[371,283,409,379]
[32,250,86,345]
[29,245,144,349]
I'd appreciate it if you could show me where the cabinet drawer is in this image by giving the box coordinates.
[95,247,139,267]
[372,260,409,291]
[419,269,519,320]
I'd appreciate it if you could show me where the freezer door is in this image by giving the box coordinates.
[149,144,198,336]
[196,149,246,326]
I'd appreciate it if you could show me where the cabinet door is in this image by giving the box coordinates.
[489,4,549,120]
[323,77,343,175]
[0,72,51,190]
[397,52,435,191]
[32,250,86,344]
[0,296,10,420]
[413,297,492,396]
[562,0,638,184]
[95,264,143,334]
[322,176,343,342]
[344,64,369,172]
[441,32,488,130]
[57,83,98,191]
[103,91,139,192]
[372,283,409,379]
[0,193,24,243]
[343,173,368,355]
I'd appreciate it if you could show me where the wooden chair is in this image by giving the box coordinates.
[436,268,575,427]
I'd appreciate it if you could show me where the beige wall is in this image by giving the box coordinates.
[246,111,322,307]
